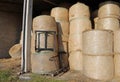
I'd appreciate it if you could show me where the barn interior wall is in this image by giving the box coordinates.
[0,3,22,58]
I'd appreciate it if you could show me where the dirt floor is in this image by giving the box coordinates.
[0,58,120,82]
[57,71,114,82]
[0,58,21,74]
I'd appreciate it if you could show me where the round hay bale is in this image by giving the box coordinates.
[58,35,68,42]
[114,30,120,53]
[51,7,69,21]
[39,34,57,49]
[70,18,91,35]
[69,2,90,21]
[114,54,120,77]
[56,20,69,36]
[69,51,83,71]
[94,17,99,29]
[98,1,120,19]
[31,33,35,54]
[69,33,82,53]
[9,44,21,58]
[69,18,91,52]
[31,51,59,74]
[33,15,57,32]
[96,18,119,31]
[83,55,114,80]
[83,30,113,56]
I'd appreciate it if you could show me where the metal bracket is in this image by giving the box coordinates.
[35,30,56,52]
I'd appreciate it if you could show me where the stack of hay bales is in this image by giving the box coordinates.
[95,1,120,31]
[114,30,120,77]
[68,2,92,71]
[51,7,69,69]
[31,15,59,74]
[94,1,120,78]
[83,30,114,80]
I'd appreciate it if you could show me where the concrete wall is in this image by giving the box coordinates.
[0,11,22,58]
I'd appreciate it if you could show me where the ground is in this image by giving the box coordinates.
[0,58,21,73]
[0,58,120,82]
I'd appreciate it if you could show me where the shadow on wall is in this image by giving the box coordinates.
[0,11,22,58]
